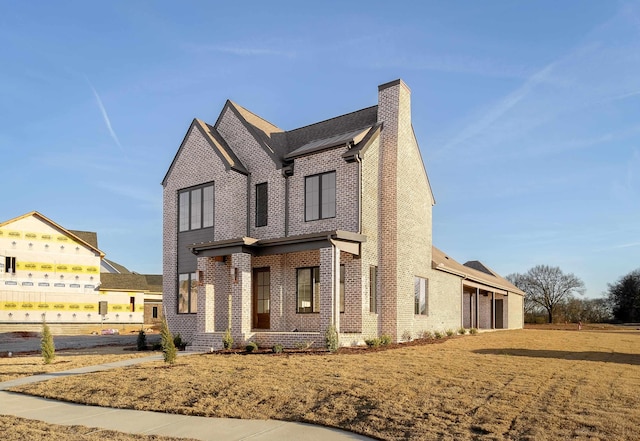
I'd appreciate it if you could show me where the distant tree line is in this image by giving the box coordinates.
[507,265,640,324]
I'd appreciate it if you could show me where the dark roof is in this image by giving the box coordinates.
[285,126,372,160]
[103,258,131,274]
[100,273,149,291]
[144,275,163,292]
[463,261,495,276]
[69,230,98,249]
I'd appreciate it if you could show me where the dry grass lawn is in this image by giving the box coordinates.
[11,328,640,440]
[0,348,154,382]
[0,415,196,441]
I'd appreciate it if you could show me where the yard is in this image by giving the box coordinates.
[7,328,640,440]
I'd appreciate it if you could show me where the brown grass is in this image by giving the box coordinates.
[0,348,153,382]
[0,415,196,441]
[11,329,640,440]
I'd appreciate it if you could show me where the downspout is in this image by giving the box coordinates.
[246,173,251,237]
[355,153,362,234]
[284,174,289,237]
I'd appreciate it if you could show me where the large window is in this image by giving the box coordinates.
[370,265,377,313]
[255,182,268,227]
[305,171,336,221]
[414,276,428,315]
[297,265,344,313]
[178,272,198,314]
[179,183,214,232]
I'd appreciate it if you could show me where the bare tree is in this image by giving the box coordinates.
[507,265,585,323]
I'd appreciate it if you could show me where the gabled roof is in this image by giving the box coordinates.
[69,230,98,249]
[0,211,105,257]
[162,118,249,186]
[463,260,496,276]
[432,246,524,295]
[102,258,131,274]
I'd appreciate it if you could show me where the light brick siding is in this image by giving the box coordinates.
[507,291,523,329]
[426,270,463,333]
[163,124,247,343]
[287,148,359,236]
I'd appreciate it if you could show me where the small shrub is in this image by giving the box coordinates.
[222,329,234,349]
[245,341,258,352]
[152,342,162,351]
[325,325,339,352]
[365,337,381,347]
[401,330,412,342]
[173,333,185,350]
[41,321,55,364]
[380,334,392,345]
[137,329,147,350]
[294,341,314,350]
[469,327,478,335]
[445,329,455,337]
[421,330,433,340]
[272,343,284,353]
[457,327,467,335]
[160,317,177,364]
[434,331,443,339]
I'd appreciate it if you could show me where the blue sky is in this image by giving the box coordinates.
[1,1,638,298]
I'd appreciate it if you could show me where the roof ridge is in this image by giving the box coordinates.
[285,105,378,134]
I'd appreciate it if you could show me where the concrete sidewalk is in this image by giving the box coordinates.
[0,354,374,441]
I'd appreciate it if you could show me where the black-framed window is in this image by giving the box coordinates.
[305,171,336,221]
[370,265,377,313]
[178,272,198,314]
[414,276,428,315]
[256,182,268,227]
[152,306,158,319]
[296,265,344,313]
[179,183,214,232]
[4,256,16,273]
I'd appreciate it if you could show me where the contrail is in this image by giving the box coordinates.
[85,77,122,149]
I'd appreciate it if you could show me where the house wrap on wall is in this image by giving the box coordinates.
[162,79,524,350]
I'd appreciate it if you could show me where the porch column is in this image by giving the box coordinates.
[196,257,216,334]
[491,291,496,330]
[230,252,252,342]
[320,245,340,334]
[475,287,480,329]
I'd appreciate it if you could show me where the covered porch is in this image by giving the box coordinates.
[187,230,366,350]
[462,281,509,330]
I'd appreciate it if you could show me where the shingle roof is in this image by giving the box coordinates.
[100,272,149,291]
[103,258,131,274]
[69,230,98,249]
[285,126,372,160]
[432,246,524,295]
[144,274,163,292]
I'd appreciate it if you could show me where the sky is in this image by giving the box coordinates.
[1,1,638,299]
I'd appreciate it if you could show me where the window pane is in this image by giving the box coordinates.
[414,277,427,315]
[321,172,336,219]
[313,267,321,312]
[179,192,189,231]
[190,272,198,313]
[305,176,320,221]
[256,183,268,227]
[202,185,214,228]
[178,274,190,313]
[297,269,311,312]
[191,188,202,230]
[370,266,377,313]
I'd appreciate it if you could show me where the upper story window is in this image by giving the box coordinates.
[179,183,214,232]
[305,171,336,221]
[256,182,268,227]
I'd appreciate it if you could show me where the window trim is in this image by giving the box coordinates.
[369,265,377,313]
[177,272,198,314]
[304,171,336,222]
[255,182,268,227]
[178,182,214,232]
[414,276,428,316]
[296,265,345,314]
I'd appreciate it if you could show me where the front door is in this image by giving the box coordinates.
[253,268,270,329]
[495,299,504,329]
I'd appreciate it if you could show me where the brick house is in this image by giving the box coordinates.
[162,79,524,350]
